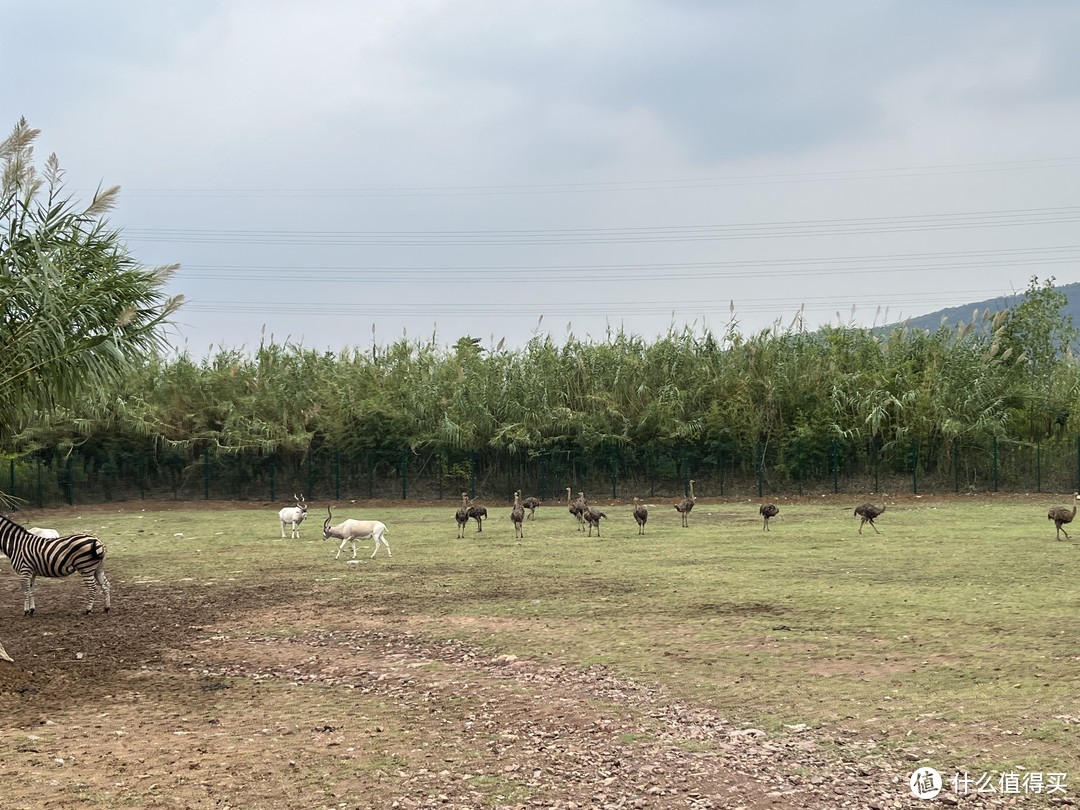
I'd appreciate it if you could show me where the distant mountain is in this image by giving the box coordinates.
[880,282,1080,333]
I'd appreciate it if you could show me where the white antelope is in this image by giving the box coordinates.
[278,494,308,538]
[322,506,390,560]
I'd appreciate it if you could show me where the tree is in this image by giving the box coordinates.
[0,117,183,447]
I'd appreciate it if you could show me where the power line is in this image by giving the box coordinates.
[124,206,1080,247]
[110,156,1080,199]
[170,244,1080,284]
[180,288,1016,319]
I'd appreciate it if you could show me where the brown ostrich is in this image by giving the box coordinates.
[455,491,470,538]
[566,487,586,531]
[854,502,885,535]
[510,490,525,539]
[1047,494,1079,540]
[759,503,779,531]
[674,479,696,528]
[522,495,541,520]
[583,504,606,537]
[633,497,648,535]
[466,498,487,532]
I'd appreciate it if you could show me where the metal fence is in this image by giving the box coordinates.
[6,435,1080,508]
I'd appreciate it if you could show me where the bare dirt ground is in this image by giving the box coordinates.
[1,495,1073,808]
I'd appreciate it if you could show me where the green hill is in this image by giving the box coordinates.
[881,281,1080,333]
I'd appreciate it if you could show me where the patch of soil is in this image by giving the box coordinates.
[1,580,1046,809]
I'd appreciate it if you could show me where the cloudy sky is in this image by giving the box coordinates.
[4,1,1079,356]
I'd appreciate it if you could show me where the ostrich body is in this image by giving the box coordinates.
[510,490,525,539]
[583,504,606,537]
[759,503,779,531]
[455,492,470,538]
[633,497,648,535]
[854,502,885,534]
[566,487,586,531]
[466,498,487,532]
[1047,494,1079,540]
[522,496,541,520]
[675,479,696,528]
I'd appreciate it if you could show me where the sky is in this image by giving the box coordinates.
[3,1,1080,356]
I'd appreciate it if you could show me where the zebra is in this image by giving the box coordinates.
[0,514,111,616]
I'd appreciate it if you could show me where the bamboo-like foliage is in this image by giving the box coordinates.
[13,300,1079,482]
[0,118,183,445]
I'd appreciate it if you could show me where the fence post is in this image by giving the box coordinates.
[335,450,341,501]
[470,450,478,500]
[204,447,210,500]
[954,444,960,493]
[610,445,618,498]
[757,442,764,498]
[911,439,918,494]
[992,437,999,493]
[401,448,408,500]
[832,439,839,494]
[8,459,14,498]
[718,447,725,496]
[539,453,547,501]
[1036,442,1041,493]
[65,456,75,506]
[269,454,276,502]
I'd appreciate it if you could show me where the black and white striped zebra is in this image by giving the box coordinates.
[0,514,111,616]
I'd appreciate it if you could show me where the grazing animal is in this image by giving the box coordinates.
[759,503,779,531]
[522,495,541,520]
[566,487,586,531]
[466,498,487,532]
[1047,494,1079,540]
[0,639,11,663]
[28,527,60,539]
[854,502,885,534]
[278,493,308,538]
[632,497,648,535]
[322,506,390,559]
[455,492,470,539]
[0,514,111,616]
[675,479,696,527]
[583,504,606,537]
[510,491,525,539]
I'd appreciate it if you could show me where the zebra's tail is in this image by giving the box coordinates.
[90,537,108,560]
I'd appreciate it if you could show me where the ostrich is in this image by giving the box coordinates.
[566,487,586,531]
[632,497,648,535]
[583,504,606,537]
[1047,494,1079,540]
[854,502,885,535]
[759,503,779,531]
[510,490,525,539]
[466,498,488,533]
[674,479,696,528]
[522,495,541,520]
[455,492,470,539]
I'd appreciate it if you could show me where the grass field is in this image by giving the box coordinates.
[2,492,1078,808]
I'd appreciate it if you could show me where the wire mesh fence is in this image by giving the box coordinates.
[6,434,1080,508]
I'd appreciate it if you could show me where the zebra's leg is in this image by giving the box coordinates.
[80,569,100,613]
[22,574,35,616]
[98,568,111,612]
